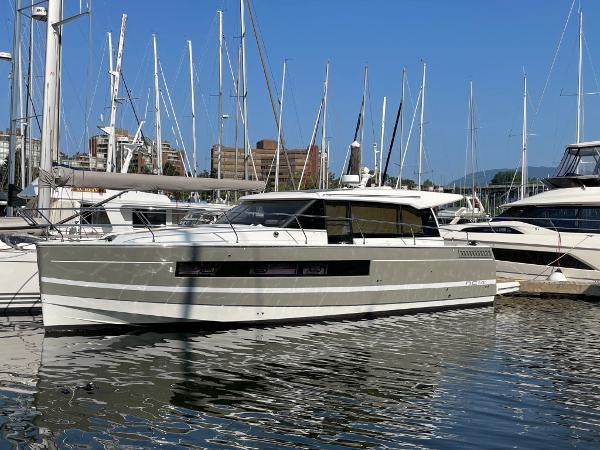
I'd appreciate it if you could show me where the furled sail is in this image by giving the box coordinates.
[39,167,265,192]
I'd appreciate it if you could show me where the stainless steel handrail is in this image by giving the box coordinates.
[222,210,239,243]
[294,216,308,245]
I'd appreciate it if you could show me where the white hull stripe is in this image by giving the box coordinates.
[41,277,496,295]
[42,294,496,327]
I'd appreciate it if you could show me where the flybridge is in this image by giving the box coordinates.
[545,141,600,188]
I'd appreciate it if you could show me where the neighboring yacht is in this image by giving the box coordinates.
[37,186,499,332]
[444,141,600,282]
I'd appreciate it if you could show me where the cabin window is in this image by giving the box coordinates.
[401,206,424,236]
[350,202,399,237]
[325,201,439,241]
[496,207,523,220]
[287,200,327,230]
[171,210,190,225]
[462,226,522,234]
[420,209,439,237]
[577,207,600,231]
[215,200,311,227]
[80,204,110,226]
[495,205,600,233]
[132,209,166,228]
[325,202,352,243]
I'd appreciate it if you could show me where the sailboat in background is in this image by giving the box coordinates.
[437,81,489,225]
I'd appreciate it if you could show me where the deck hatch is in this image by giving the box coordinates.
[175,260,371,277]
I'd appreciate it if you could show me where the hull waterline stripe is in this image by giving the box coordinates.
[41,277,496,294]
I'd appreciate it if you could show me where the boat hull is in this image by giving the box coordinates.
[38,243,497,331]
[444,228,600,283]
[0,248,40,314]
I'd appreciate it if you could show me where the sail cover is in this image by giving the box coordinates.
[39,167,265,192]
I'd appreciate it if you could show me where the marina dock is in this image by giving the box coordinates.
[498,277,600,298]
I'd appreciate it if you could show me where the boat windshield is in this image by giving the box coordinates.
[216,200,312,227]
[554,146,600,177]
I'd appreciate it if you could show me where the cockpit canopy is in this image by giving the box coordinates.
[546,142,600,188]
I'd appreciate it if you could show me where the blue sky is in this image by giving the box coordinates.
[1,0,599,183]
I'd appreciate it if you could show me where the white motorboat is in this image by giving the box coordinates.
[444,142,600,282]
[37,186,499,332]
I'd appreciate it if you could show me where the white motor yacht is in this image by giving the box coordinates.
[444,141,600,282]
[37,186,499,332]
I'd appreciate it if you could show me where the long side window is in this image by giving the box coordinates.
[350,202,400,238]
[578,207,600,232]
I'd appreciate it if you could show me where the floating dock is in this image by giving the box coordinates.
[498,277,600,298]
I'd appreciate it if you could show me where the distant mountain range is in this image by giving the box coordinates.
[447,166,555,187]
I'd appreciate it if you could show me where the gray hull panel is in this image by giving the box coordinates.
[37,243,496,330]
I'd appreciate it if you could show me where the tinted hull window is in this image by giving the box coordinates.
[176,260,370,277]
[492,248,593,270]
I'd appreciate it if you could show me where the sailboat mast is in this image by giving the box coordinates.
[235,45,241,179]
[188,40,197,177]
[217,10,223,181]
[274,60,286,192]
[396,68,406,189]
[520,74,528,200]
[38,0,62,214]
[320,61,329,189]
[153,34,162,175]
[6,0,22,216]
[106,14,127,173]
[25,0,35,186]
[469,81,475,204]
[240,0,250,180]
[577,10,583,144]
[18,30,25,190]
[325,140,330,189]
[107,32,113,100]
[418,62,426,190]
[359,65,367,169]
[379,96,387,186]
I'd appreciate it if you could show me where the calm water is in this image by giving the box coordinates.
[1,297,599,449]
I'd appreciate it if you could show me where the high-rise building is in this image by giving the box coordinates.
[86,128,186,175]
[211,139,320,188]
[0,128,41,172]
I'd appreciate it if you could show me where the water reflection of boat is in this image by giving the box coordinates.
[0,316,43,447]
[33,313,495,447]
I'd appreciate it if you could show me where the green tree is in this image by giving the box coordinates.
[163,161,180,177]
[490,170,520,185]
[139,165,153,175]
